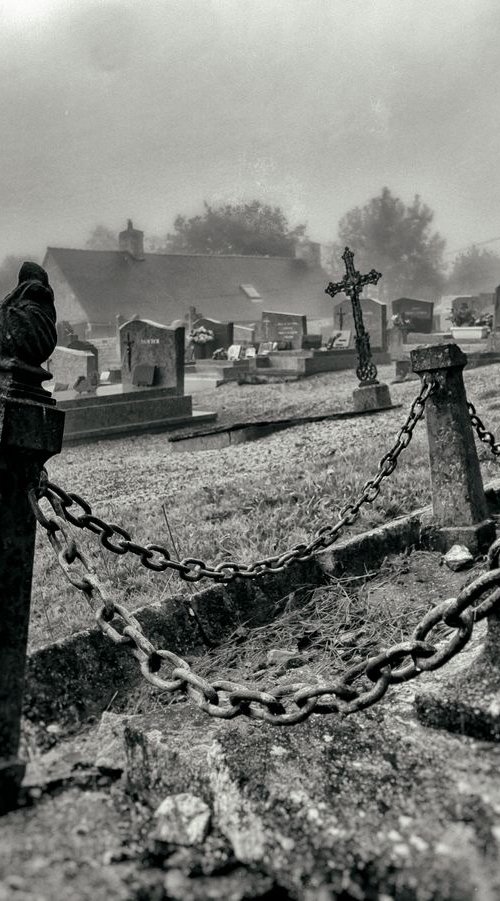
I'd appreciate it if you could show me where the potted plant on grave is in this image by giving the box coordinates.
[187,325,215,360]
[448,304,492,341]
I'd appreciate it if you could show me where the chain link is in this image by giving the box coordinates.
[38,513,500,724]
[29,380,435,585]
[468,399,500,456]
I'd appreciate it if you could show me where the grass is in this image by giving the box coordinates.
[186,553,457,691]
[28,363,500,653]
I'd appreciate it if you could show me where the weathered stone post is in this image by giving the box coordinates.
[411,343,495,553]
[0,263,64,812]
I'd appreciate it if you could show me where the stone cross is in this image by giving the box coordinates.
[325,247,382,384]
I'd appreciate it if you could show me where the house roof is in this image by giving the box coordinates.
[44,248,333,325]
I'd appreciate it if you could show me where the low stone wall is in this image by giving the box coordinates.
[192,359,250,382]
[24,477,500,723]
[265,349,390,375]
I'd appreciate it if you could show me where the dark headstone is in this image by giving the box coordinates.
[192,317,234,349]
[261,311,307,349]
[391,298,434,334]
[119,318,185,394]
[301,334,322,350]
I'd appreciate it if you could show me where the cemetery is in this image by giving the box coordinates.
[2,257,500,901]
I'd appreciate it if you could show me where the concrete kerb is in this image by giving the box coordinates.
[24,477,500,726]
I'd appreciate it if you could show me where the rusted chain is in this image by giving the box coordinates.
[38,521,500,725]
[29,379,435,585]
[468,400,500,456]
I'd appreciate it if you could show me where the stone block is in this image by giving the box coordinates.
[95,711,142,774]
[120,319,185,393]
[56,387,201,442]
[352,382,392,412]
[153,793,211,846]
[48,345,97,393]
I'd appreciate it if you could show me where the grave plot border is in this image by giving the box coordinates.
[23,476,500,727]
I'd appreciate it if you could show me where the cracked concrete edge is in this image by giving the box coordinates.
[24,478,500,724]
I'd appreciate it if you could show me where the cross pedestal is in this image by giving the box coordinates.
[352,381,392,412]
[325,247,392,412]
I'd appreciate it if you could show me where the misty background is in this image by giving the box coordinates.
[0,0,499,279]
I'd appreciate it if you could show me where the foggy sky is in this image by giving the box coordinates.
[1,0,499,264]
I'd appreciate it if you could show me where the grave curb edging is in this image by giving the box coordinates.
[24,477,500,723]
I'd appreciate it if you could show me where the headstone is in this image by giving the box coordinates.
[261,311,307,349]
[227,344,243,361]
[48,346,99,394]
[67,335,99,366]
[192,317,234,349]
[452,293,495,323]
[119,319,184,393]
[332,297,387,349]
[233,324,255,344]
[391,298,434,334]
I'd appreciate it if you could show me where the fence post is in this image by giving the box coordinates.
[410,343,495,554]
[0,268,64,812]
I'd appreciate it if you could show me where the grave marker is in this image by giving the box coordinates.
[119,319,184,393]
[192,317,233,350]
[48,346,98,393]
[392,298,434,334]
[332,298,387,350]
[325,247,392,411]
[261,310,307,349]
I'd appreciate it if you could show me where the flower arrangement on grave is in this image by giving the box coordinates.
[187,326,215,345]
[447,304,493,330]
[391,313,412,335]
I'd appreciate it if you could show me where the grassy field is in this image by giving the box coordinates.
[29,362,500,651]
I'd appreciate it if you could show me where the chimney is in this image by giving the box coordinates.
[294,237,322,267]
[119,219,145,260]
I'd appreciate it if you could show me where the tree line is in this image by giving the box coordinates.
[2,189,500,300]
